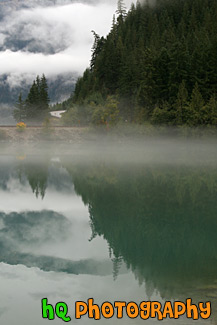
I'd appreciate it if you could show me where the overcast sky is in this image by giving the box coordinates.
[0,0,136,88]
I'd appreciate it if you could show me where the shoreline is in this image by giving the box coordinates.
[0,126,89,143]
[1,125,217,145]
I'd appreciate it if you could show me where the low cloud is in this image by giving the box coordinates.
[0,49,87,76]
[5,72,36,89]
[0,1,134,88]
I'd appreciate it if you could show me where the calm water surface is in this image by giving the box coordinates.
[0,140,217,325]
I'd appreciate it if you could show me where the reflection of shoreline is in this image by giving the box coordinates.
[1,152,217,323]
[65,162,217,304]
[1,251,113,276]
[0,210,114,276]
[2,156,217,296]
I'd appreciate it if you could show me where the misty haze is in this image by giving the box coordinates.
[0,139,217,324]
[0,0,217,324]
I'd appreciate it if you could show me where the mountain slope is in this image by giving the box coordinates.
[69,0,217,125]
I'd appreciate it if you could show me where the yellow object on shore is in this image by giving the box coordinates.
[16,122,27,131]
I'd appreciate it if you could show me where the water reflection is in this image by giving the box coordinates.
[65,162,217,294]
[0,150,217,323]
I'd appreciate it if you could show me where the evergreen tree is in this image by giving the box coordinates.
[25,80,39,120]
[116,0,127,22]
[13,93,26,122]
[174,81,189,125]
[201,95,217,125]
[90,31,100,71]
[39,74,50,111]
[62,0,217,126]
[187,83,205,126]
[16,75,50,123]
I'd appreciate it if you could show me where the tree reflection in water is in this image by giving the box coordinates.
[2,156,217,319]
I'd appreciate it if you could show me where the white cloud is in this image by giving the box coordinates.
[0,49,88,75]
[5,72,35,89]
[0,1,135,88]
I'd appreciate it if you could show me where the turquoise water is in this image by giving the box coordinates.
[0,140,217,324]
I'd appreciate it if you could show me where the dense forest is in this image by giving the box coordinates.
[61,0,217,126]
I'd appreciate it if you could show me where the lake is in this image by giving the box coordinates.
[0,138,217,324]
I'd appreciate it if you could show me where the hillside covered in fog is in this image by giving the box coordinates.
[0,0,125,108]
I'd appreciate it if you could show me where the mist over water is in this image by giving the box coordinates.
[0,137,217,324]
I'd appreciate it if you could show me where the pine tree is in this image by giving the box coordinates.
[90,31,105,72]
[18,74,50,122]
[26,80,39,120]
[90,31,100,71]
[13,93,26,122]
[40,74,50,111]
[201,95,217,125]
[137,47,156,115]
[68,0,217,126]
[187,83,205,125]
[174,81,189,125]
[116,0,127,22]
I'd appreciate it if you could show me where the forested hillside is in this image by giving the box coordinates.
[64,0,217,126]
[0,0,77,108]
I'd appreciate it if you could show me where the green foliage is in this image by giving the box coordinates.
[25,163,48,199]
[83,92,104,107]
[104,96,120,125]
[62,106,80,126]
[91,105,107,125]
[40,74,50,110]
[14,75,50,123]
[62,94,120,127]
[91,96,120,126]
[187,83,205,126]
[173,81,189,125]
[200,95,217,125]
[62,103,92,126]
[151,102,174,125]
[65,0,217,126]
[64,161,217,295]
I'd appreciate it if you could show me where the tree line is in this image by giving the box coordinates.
[14,74,49,123]
[62,0,217,126]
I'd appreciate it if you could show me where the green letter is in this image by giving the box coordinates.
[41,298,55,320]
[56,302,71,322]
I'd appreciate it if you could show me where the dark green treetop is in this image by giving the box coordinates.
[14,75,50,123]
